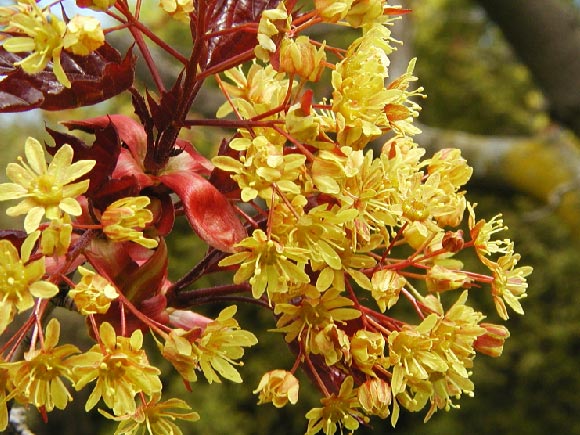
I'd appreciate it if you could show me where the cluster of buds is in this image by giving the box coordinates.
[0,0,530,434]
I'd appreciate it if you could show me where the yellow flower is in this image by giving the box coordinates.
[219,229,310,299]
[101,196,158,249]
[100,394,199,435]
[158,307,257,385]
[63,15,105,56]
[68,266,118,315]
[0,137,95,233]
[194,306,257,384]
[279,36,327,82]
[351,329,385,375]
[217,64,281,115]
[468,204,512,265]
[315,0,353,23]
[0,239,59,334]
[159,0,195,22]
[309,322,351,366]
[305,376,367,435]
[68,322,162,416]
[1,0,70,87]
[254,370,299,408]
[39,215,73,256]
[8,319,80,412]
[345,0,385,28]
[156,329,200,383]
[370,269,406,312]
[274,286,361,344]
[490,252,532,320]
[212,135,306,202]
[387,315,448,397]
[255,2,291,61]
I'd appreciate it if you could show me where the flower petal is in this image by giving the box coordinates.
[59,197,82,216]
[49,144,74,176]
[24,137,48,175]
[0,183,28,201]
[62,160,96,185]
[29,280,59,298]
[24,207,45,233]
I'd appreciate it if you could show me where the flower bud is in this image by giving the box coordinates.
[279,36,326,82]
[358,378,391,419]
[474,323,510,357]
[254,370,299,408]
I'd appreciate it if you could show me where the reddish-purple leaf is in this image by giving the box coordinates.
[159,171,246,252]
[0,44,134,112]
[64,114,147,163]
[203,0,281,69]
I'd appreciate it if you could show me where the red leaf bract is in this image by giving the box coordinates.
[160,171,246,252]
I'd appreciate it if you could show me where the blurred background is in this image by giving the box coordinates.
[2,0,580,434]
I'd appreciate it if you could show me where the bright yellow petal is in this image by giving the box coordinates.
[49,144,74,176]
[59,197,82,216]
[24,137,48,175]
[61,159,96,185]
[6,163,34,187]
[62,179,90,199]
[44,318,61,349]
[0,183,28,201]
[6,199,35,217]
[23,207,45,233]
[29,281,59,299]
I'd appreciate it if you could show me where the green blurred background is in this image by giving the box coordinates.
[2,0,580,434]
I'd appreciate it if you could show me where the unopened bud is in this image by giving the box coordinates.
[279,36,326,82]
[474,323,510,357]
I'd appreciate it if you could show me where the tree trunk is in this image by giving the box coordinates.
[415,124,580,239]
[475,0,580,138]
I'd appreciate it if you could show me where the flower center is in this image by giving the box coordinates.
[31,174,63,205]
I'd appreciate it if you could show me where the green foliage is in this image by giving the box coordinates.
[413,0,546,135]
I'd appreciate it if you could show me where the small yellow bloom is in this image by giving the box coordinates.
[255,3,290,61]
[279,36,326,82]
[68,266,118,315]
[68,322,162,416]
[159,0,195,22]
[1,0,70,87]
[101,196,158,249]
[8,319,80,412]
[0,137,95,233]
[254,370,299,408]
[0,239,59,334]
[351,329,385,375]
[219,229,310,299]
[100,394,200,435]
[194,306,258,384]
[63,15,105,56]
[491,252,532,320]
[370,269,406,312]
[305,376,367,435]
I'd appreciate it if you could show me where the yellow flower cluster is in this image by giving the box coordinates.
[0,0,105,87]
[211,1,532,432]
